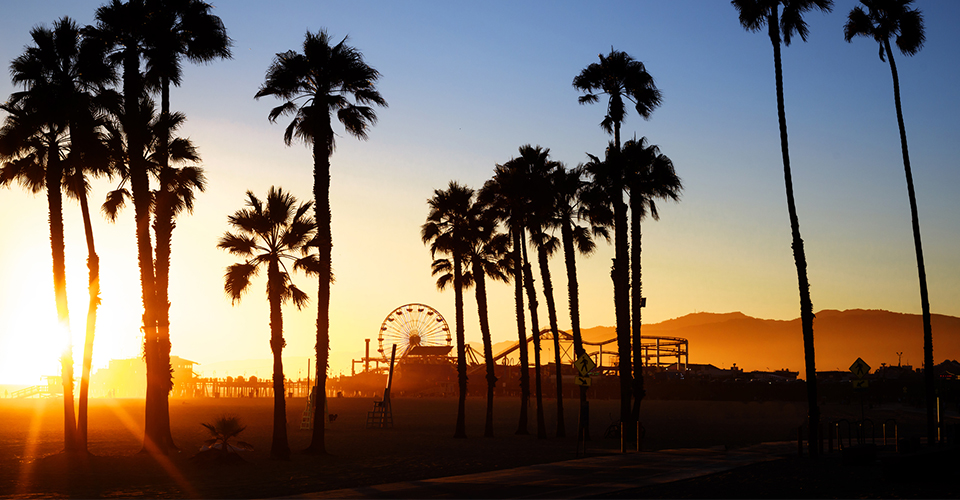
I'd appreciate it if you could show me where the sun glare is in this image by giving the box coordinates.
[0,313,67,386]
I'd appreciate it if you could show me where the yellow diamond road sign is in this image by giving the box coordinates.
[850,357,871,379]
[574,353,597,376]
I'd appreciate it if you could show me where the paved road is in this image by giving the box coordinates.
[284,441,797,499]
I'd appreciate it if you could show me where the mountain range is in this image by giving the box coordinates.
[486,309,960,380]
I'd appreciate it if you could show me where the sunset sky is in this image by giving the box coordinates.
[1,0,958,386]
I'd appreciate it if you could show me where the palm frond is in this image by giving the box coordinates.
[223,262,257,304]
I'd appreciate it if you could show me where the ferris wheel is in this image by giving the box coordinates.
[378,303,451,361]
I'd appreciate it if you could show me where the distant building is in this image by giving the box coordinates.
[90,356,197,398]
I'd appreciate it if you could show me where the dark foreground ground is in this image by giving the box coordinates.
[0,396,955,498]
[596,447,960,499]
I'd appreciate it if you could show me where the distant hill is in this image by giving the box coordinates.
[573,309,960,379]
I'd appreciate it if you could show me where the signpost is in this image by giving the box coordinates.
[574,353,597,377]
[573,353,597,458]
[850,357,871,379]
[849,357,871,434]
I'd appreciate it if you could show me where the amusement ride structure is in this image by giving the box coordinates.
[338,303,690,397]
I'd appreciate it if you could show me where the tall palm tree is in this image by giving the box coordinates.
[732,0,832,458]
[546,164,611,441]
[142,0,230,447]
[88,0,173,454]
[574,49,662,448]
[422,181,473,439]
[1,17,113,453]
[256,29,386,454]
[63,111,116,452]
[463,204,512,438]
[523,147,567,438]
[622,137,682,428]
[218,187,315,460]
[843,0,935,444]
[479,163,533,435]
[582,142,632,446]
[483,145,549,439]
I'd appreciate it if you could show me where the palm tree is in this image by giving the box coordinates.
[88,0,174,454]
[843,0,935,444]
[547,164,611,441]
[142,0,230,448]
[522,147,567,438]
[422,181,473,438]
[218,187,315,460]
[622,137,682,428]
[1,17,113,453]
[63,113,116,452]
[582,142,632,446]
[574,49,662,448]
[482,146,549,439]
[256,29,386,454]
[463,203,512,438]
[479,163,533,435]
[732,0,832,458]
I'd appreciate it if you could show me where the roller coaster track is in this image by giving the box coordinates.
[467,329,688,375]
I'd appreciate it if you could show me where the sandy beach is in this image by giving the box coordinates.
[0,393,945,498]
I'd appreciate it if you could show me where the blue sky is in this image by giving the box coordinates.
[1,1,958,384]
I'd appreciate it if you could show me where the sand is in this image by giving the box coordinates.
[0,394,941,498]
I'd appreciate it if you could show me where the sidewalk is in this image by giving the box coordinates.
[284,441,797,499]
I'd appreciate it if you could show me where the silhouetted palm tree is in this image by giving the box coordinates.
[422,182,473,439]
[0,17,112,453]
[622,137,682,428]
[463,205,512,438]
[582,142,633,445]
[143,0,230,446]
[523,147,567,438]
[547,164,611,440]
[63,113,115,452]
[88,0,174,454]
[482,145,549,439]
[218,187,315,460]
[574,49,662,448]
[479,162,533,435]
[843,0,935,444]
[256,29,386,454]
[732,0,832,458]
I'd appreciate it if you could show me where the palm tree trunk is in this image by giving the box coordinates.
[629,190,646,437]
[561,221,590,441]
[268,262,291,460]
[124,48,162,456]
[520,234,547,439]
[884,40,936,444]
[536,242,565,437]
[153,169,177,451]
[611,123,632,452]
[770,10,819,458]
[453,253,468,439]
[155,77,176,452]
[77,182,100,452]
[512,225,530,435]
[307,136,331,454]
[474,266,496,438]
[47,144,77,452]
[613,195,631,452]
